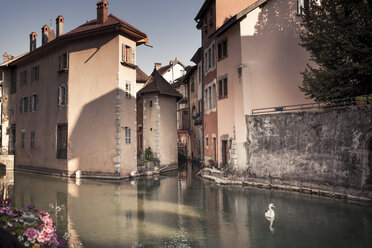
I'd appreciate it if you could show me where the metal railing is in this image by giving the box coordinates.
[251,95,372,115]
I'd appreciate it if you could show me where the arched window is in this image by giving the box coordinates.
[58,84,67,106]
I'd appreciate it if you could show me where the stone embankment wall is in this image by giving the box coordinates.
[244,105,372,195]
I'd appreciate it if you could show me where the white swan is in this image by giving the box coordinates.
[265,203,275,219]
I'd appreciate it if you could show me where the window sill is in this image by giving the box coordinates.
[58,68,68,73]
[121,61,136,69]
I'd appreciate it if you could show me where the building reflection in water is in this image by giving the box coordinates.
[3,162,372,247]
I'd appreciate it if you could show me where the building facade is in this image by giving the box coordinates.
[195,0,312,169]
[0,0,148,178]
[137,69,182,168]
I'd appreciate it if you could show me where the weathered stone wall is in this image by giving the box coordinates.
[245,105,372,193]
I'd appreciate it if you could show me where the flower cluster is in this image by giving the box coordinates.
[0,198,67,248]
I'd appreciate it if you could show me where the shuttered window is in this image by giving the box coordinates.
[57,124,68,159]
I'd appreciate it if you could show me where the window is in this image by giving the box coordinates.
[20,70,27,86]
[122,44,135,64]
[218,39,228,60]
[20,97,28,114]
[297,0,309,15]
[149,100,153,107]
[125,82,131,99]
[125,127,131,144]
[59,53,68,71]
[21,130,25,149]
[204,42,216,74]
[31,65,40,82]
[30,131,35,149]
[57,124,67,159]
[30,93,38,112]
[191,77,195,92]
[58,52,68,72]
[204,82,216,111]
[206,137,209,146]
[58,84,67,106]
[218,75,228,99]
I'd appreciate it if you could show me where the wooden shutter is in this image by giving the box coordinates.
[122,43,126,62]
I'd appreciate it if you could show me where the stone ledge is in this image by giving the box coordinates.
[198,168,372,205]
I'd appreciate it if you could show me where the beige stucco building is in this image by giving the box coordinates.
[195,0,313,169]
[137,69,182,168]
[0,1,148,178]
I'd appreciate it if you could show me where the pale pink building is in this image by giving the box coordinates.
[0,1,148,178]
[195,0,312,169]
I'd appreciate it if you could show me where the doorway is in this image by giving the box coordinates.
[222,140,228,167]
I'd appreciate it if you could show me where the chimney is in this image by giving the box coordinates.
[56,15,64,38]
[154,63,162,70]
[96,0,109,24]
[41,25,49,45]
[30,32,37,51]
[3,53,13,63]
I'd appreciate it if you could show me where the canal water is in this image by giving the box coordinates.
[1,163,372,248]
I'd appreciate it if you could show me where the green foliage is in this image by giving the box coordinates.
[300,0,372,102]
[144,147,160,163]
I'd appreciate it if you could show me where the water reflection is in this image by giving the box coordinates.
[1,163,372,248]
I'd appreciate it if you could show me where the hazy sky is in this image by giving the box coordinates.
[0,0,204,75]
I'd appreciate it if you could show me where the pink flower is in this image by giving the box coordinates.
[23,228,40,241]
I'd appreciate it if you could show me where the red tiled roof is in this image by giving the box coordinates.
[65,14,146,39]
[10,13,147,66]
[138,69,182,100]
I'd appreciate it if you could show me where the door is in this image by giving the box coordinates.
[222,140,228,167]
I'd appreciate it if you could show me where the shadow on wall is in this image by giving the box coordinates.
[69,89,137,175]
[241,0,310,107]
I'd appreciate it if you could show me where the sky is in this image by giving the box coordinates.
[0,0,204,76]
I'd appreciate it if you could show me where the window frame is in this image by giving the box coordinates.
[124,127,131,144]
[218,39,228,60]
[20,96,28,114]
[58,52,69,72]
[58,84,67,107]
[125,82,131,99]
[30,93,38,112]
[56,123,68,159]
[218,75,228,100]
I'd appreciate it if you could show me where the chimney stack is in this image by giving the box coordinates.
[154,63,162,70]
[96,0,109,24]
[3,53,14,63]
[41,25,49,45]
[30,32,37,51]
[56,15,64,38]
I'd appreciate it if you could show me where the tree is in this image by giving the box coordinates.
[300,0,372,102]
